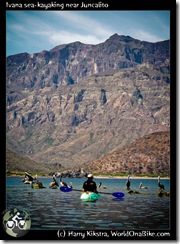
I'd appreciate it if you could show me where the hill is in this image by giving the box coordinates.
[83,131,170,176]
[6,148,64,175]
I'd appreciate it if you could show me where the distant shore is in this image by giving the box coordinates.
[94,176,170,179]
[7,174,170,179]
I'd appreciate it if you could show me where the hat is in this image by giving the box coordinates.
[87,174,93,178]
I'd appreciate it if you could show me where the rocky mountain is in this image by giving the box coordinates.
[83,131,170,176]
[6,34,170,174]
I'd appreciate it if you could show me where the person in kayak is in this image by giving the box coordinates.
[82,174,98,193]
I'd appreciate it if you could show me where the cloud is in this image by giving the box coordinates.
[131,30,164,43]
[48,31,103,45]
[54,11,114,40]
[9,23,25,32]
[13,12,112,41]
[8,12,114,48]
[6,11,170,56]
[150,12,170,34]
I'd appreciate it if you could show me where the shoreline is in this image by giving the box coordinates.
[94,176,170,180]
[7,175,170,180]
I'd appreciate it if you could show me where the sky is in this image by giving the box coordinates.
[6,10,170,57]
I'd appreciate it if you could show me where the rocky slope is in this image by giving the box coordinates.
[6,148,64,174]
[82,131,170,176]
[6,34,170,174]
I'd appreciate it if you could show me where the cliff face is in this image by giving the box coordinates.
[6,34,170,173]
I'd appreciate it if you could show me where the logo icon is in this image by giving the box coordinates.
[2,208,31,237]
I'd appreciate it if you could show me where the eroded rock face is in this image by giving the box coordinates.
[6,34,170,173]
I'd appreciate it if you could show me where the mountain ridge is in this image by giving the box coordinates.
[7,33,169,58]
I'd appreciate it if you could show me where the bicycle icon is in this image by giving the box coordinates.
[6,212,27,230]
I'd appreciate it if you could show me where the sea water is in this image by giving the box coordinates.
[6,177,170,230]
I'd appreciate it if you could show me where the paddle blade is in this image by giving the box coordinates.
[60,186,73,192]
[112,192,124,198]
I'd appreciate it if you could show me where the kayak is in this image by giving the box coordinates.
[80,192,101,202]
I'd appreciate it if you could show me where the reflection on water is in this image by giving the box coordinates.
[6,177,170,230]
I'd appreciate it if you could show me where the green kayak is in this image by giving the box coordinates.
[80,192,101,202]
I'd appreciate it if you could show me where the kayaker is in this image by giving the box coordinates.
[82,174,98,193]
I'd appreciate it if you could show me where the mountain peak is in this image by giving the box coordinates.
[106,33,134,43]
[109,33,119,39]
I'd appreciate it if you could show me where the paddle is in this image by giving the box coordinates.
[60,186,124,198]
